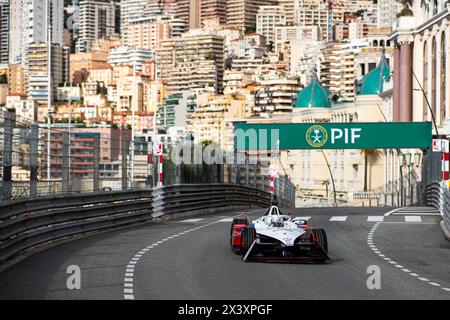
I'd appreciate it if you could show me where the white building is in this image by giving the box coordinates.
[108,46,155,73]
[76,0,116,53]
[377,0,404,28]
[9,0,64,65]
[120,0,149,40]
[256,6,286,46]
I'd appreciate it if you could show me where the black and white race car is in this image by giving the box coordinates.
[230,206,329,262]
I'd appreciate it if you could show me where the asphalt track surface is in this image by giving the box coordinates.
[0,206,449,299]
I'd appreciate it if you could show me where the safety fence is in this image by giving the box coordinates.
[421,181,450,238]
[0,184,270,266]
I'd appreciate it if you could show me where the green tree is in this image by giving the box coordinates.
[322,179,330,198]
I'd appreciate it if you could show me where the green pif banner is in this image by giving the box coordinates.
[235,122,432,150]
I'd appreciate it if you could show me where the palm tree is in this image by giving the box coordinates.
[322,179,330,198]
[360,149,381,192]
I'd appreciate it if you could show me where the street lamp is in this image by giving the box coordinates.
[400,152,422,206]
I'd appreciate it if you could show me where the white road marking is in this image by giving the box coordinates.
[180,218,204,223]
[384,208,400,216]
[404,216,422,222]
[329,216,347,222]
[218,218,233,222]
[368,216,384,222]
[123,216,225,300]
[429,282,441,287]
[369,218,449,294]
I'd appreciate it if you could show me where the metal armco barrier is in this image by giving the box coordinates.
[151,184,271,218]
[0,184,270,265]
[422,181,450,239]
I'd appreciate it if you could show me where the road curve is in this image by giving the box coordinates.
[0,207,448,300]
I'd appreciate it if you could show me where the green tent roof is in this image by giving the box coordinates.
[357,55,391,95]
[294,74,332,108]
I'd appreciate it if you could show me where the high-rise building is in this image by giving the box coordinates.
[8,65,27,95]
[157,29,225,93]
[9,0,64,65]
[26,42,64,104]
[0,0,8,64]
[277,0,296,26]
[108,46,155,73]
[176,0,227,30]
[124,15,172,51]
[377,0,404,28]
[294,0,346,42]
[227,0,278,31]
[120,0,149,40]
[189,0,201,29]
[201,0,227,26]
[256,6,286,46]
[76,0,116,53]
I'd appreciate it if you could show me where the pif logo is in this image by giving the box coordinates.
[306,125,328,148]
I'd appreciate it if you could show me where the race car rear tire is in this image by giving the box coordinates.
[232,217,249,226]
[230,216,249,251]
[311,228,328,253]
[240,226,256,257]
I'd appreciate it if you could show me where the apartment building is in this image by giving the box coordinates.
[76,0,116,53]
[108,46,155,73]
[254,77,300,116]
[377,0,404,28]
[0,0,8,64]
[227,0,278,31]
[124,15,172,51]
[26,42,64,104]
[157,30,225,94]
[187,94,247,149]
[274,25,320,54]
[256,6,286,46]
[294,0,346,42]
[7,64,26,95]
[70,51,110,84]
[9,0,64,65]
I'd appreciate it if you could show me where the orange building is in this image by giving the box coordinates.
[69,52,110,84]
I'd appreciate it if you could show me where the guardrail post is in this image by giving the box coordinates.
[2,109,15,200]
[93,135,100,192]
[122,136,128,191]
[62,131,70,193]
[30,123,39,197]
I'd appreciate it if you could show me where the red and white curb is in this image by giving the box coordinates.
[123,218,225,300]
[367,222,450,294]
